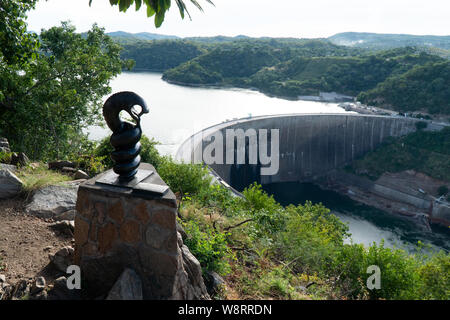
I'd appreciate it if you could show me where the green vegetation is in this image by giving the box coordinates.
[120,40,205,71]
[173,171,450,299]
[96,0,214,28]
[157,40,449,114]
[15,163,71,195]
[328,32,450,51]
[358,61,450,114]
[115,140,449,300]
[0,20,132,161]
[349,127,450,182]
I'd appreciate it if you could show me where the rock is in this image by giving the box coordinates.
[177,221,187,240]
[49,246,74,273]
[0,147,10,153]
[0,168,23,199]
[31,290,48,300]
[0,163,17,172]
[29,162,40,169]
[11,152,29,167]
[106,268,143,300]
[180,244,210,300]
[49,221,74,236]
[11,280,30,299]
[54,209,76,221]
[46,276,78,300]
[204,271,225,296]
[0,274,5,283]
[31,277,46,294]
[48,160,76,170]
[0,137,10,153]
[74,170,89,180]
[25,184,78,219]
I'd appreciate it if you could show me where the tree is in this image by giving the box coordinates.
[0,0,39,65]
[0,22,129,160]
[90,0,214,27]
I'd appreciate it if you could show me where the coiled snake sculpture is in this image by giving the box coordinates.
[103,91,149,182]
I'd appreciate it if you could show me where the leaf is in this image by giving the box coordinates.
[146,5,155,17]
[154,10,166,28]
[135,0,142,11]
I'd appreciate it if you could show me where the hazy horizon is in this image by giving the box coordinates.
[27,0,450,38]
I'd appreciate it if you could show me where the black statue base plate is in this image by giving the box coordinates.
[95,169,170,196]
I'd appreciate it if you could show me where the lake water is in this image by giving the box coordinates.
[89,71,449,253]
[88,72,349,155]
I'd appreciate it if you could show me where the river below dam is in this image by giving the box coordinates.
[88,71,449,253]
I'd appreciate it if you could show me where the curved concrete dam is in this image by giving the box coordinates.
[176,113,426,191]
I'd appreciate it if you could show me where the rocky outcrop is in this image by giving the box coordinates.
[0,168,23,199]
[25,184,78,219]
[0,137,10,153]
[49,246,74,273]
[106,268,143,300]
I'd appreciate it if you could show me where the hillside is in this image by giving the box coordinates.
[161,43,448,115]
[106,31,179,43]
[328,32,450,50]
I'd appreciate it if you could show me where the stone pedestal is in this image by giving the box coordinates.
[74,163,209,299]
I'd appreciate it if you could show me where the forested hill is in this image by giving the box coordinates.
[328,32,450,50]
[116,36,450,116]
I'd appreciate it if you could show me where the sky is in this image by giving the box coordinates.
[27,0,450,38]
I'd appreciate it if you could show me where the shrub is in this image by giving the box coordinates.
[181,219,234,275]
[364,242,419,300]
[94,134,162,169]
[279,201,349,275]
[157,157,211,195]
[416,252,450,300]
[0,151,12,164]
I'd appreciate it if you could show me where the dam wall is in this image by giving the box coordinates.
[176,114,421,191]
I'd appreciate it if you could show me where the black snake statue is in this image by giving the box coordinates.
[102,91,149,182]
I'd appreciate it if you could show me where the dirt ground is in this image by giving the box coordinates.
[0,199,73,285]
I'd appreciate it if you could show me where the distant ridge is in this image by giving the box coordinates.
[328,32,450,50]
[107,31,179,41]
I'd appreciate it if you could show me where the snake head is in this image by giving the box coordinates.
[129,100,149,125]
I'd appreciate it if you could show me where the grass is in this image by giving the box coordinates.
[15,163,72,195]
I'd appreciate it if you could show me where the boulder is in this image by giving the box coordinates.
[48,160,76,170]
[54,209,76,221]
[74,170,89,180]
[106,268,143,300]
[31,277,46,295]
[25,184,78,219]
[0,169,23,199]
[49,220,74,237]
[0,137,10,153]
[204,271,225,296]
[11,152,29,167]
[0,163,17,172]
[47,276,80,300]
[180,242,210,300]
[49,246,74,273]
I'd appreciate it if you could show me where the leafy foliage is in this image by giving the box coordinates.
[120,40,205,71]
[349,127,450,181]
[0,22,127,160]
[0,0,39,65]
[92,0,214,27]
[158,40,448,114]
